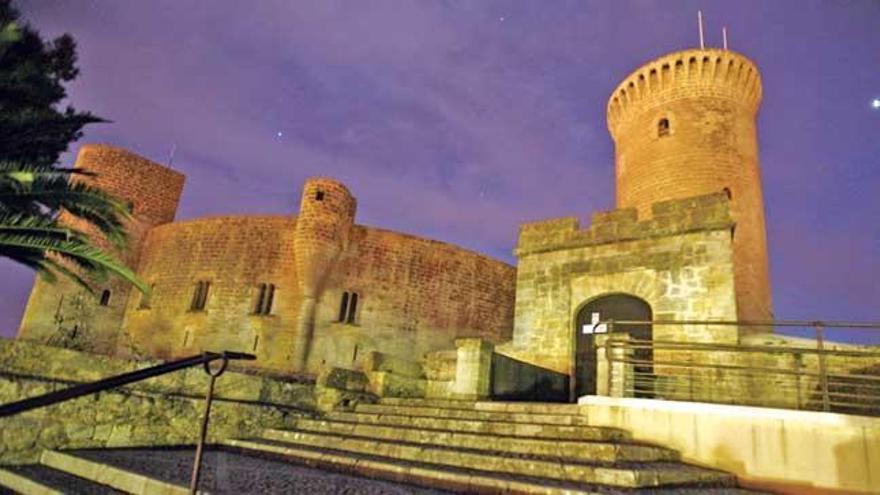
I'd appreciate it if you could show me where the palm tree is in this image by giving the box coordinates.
[0,161,148,294]
[0,0,147,295]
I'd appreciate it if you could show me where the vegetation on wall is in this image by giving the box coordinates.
[0,0,146,293]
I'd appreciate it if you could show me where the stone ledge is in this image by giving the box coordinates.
[516,192,733,257]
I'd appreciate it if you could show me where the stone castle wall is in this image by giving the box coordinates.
[607,48,771,324]
[503,192,738,375]
[17,146,514,377]
[17,145,184,354]
[121,215,301,370]
[309,226,516,372]
[122,212,515,376]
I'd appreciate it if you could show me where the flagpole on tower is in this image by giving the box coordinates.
[722,26,729,50]
[698,10,705,49]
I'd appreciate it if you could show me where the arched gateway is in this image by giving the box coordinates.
[573,294,652,398]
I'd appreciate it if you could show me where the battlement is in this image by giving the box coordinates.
[606,48,762,137]
[516,192,733,257]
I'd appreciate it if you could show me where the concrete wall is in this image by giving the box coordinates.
[607,48,770,323]
[579,396,880,494]
[503,192,738,375]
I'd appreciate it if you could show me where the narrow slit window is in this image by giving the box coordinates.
[99,289,111,306]
[254,284,267,314]
[338,292,349,322]
[254,283,275,315]
[190,281,210,311]
[347,292,359,324]
[265,284,275,314]
[658,118,670,137]
[252,335,260,351]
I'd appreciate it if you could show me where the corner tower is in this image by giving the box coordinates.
[18,145,185,353]
[607,48,771,322]
[291,178,356,372]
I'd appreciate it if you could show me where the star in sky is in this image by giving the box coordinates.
[871,98,880,110]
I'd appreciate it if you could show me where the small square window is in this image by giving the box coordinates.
[315,190,325,201]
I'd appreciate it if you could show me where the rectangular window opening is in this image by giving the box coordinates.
[190,281,210,311]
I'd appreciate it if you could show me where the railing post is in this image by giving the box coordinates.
[814,322,830,412]
[604,334,613,396]
[189,353,230,494]
[793,351,803,410]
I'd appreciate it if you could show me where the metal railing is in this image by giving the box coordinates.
[0,351,255,494]
[598,320,880,416]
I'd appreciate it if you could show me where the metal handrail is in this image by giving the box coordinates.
[0,351,254,417]
[0,350,255,494]
[599,325,879,415]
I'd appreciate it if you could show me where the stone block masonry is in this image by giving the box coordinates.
[0,339,315,464]
[16,150,514,379]
[18,145,185,355]
[504,192,738,376]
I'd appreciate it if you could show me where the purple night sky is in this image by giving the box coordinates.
[3,1,879,343]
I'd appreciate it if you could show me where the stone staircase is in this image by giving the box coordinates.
[0,398,760,494]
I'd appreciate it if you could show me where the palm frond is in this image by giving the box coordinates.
[0,225,147,293]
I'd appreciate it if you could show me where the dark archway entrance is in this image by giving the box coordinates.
[573,294,652,399]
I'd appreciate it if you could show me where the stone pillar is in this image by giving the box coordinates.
[595,335,628,398]
[452,338,494,400]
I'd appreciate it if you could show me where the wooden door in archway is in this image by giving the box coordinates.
[573,294,652,399]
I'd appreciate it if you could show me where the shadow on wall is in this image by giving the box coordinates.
[490,353,569,402]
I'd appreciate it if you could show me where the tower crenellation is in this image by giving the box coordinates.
[607,49,762,137]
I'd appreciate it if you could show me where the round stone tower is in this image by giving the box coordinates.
[18,144,185,353]
[606,48,771,322]
[291,178,357,372]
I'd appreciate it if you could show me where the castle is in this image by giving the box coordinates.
[18,47,772,394]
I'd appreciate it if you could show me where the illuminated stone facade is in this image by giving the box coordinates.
[17,146,516,375]
[17,48,773,387]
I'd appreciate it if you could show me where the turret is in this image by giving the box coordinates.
[607,48,771,322]
[290,178,356,372]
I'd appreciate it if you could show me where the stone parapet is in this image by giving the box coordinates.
[607,48,762,136]
[516,191,733,257]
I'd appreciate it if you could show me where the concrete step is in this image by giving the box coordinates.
[226,439,609,494]
[4,447,453,494]
[37,450,188,494]
[240,428,735,488]
[379,398,584,415]
[279,418,677,463]
[327,410,628,441]
[356,403,593,425]
[0,464,124,495]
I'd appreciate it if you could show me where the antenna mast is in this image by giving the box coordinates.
[722,26,729,50]
[167,144,177,168]
[698,11,705,49]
